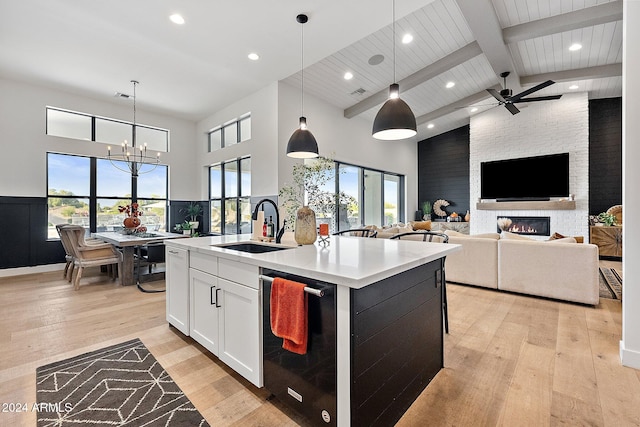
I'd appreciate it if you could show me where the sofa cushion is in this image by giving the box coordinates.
[544,237,577,244]
[445,230,500,240]
[500,231,534,240]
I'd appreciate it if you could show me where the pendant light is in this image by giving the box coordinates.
[286,13,319,158]
[372,0,417,140]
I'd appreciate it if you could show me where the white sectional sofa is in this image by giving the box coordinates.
[443,231,600,305]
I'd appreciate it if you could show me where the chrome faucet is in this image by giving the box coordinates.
[252,198,286,243]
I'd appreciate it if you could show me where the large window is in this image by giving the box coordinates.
[208,114,251,152]
[209,157,251,234]
[47,153,168,238]
[311,160,404,231]
[46,107,169,152]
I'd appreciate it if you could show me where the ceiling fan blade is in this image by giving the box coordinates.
[512,95,563,103]
[487,88,506,103]
[504,103,520,115]
[510,80,555,101]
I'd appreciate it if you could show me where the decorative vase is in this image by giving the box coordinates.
[294,206,317,245]
[123,217,140,229]
[464,210,470,222]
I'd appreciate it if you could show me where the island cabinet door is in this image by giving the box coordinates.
[166,246,189,335]
[189,268,220,355]
[217,278,262,387]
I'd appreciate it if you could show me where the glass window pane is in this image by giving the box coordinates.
[97,159,132,198]
[47,197,90,238]
[240,157,251,197]
[96,198,131,231]
[210,165,222,198]
[136,126,168,152]
[384,174,400,226]
[239,198,252,234]
[137,165,167,199]
[223,122,238,146]
[338,165,362,230]
[95,118,132,145]
[364,170,383,226]
[224,199,237,234]
[47,109,91,140]
[209,129,221,152]
[211,200,222,234]
[48,153,90,197]
[240,117,251,142]
[225,161,238,197]
[138,199,166,232]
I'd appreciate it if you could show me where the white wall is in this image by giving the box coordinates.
[277,81,419,220]
[469,92,589,240]
[621,0,640,369]
[195,82,280,199]
[0,78,198,200]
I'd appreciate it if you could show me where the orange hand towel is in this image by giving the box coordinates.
[270,277,308,355]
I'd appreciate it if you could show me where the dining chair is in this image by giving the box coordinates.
[391,231,450,333]
[62,225,123,290]
[55,224,75,282]
[332,228,378,238]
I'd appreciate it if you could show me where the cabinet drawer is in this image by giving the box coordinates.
[218,258,259,289]
[190,252,218,275]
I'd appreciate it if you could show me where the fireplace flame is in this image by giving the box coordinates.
[507,224,537,234]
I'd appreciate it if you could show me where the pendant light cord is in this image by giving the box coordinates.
[132,80,138,149]
[392,0,396,83]
[301,20,304,118]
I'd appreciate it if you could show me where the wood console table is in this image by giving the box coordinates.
[589,225,622,258]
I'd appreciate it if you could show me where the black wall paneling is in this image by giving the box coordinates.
[0,196,65,269]
[417,126,470,219]
[169,200,209,234]
[589,98,622,215]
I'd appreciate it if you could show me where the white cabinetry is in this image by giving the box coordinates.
[188,253,262,387]
[165,246,189,335]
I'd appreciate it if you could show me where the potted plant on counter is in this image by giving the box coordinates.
[422,201,432,221]
[180,202,203,231]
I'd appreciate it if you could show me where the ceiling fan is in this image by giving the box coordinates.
[487,71,562,115]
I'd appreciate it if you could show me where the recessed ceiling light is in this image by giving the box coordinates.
[427,123,435,129]
[344,72,354,80]
[248,53,259,61]
[470,107,478,113]
[569,43,582,51]
[569,84,579,90]
[402,34,413,44]
[445,81,455,89]
[169,14,185,25]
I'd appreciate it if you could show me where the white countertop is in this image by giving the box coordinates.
[165,234,460,289]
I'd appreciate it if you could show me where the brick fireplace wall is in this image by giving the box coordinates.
[469,92,589,240]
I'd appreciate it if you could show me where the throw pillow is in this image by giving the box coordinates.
[500,231,534,241]
[548,232,566,240]
[544,237,577,244]
[412,220,432,230]
[397,224,413,234]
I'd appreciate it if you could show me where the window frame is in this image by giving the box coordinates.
[209,157,251,234]
[207,114,251,152]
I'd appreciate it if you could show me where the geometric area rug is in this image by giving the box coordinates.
[36,338,209,427]
[599,267,623,300]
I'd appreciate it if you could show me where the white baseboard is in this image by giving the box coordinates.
[0,263,65,278]
[620,340,640,369]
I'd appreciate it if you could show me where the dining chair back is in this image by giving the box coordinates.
[390,231,450,333]
[55,224,75,282]
[333,228,378,238]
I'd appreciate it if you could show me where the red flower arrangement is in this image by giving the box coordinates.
[119,203,143,229]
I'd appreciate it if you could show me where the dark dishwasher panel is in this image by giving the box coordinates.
[262,268,337,426]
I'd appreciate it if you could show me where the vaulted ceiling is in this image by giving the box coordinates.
[0,0,622,140]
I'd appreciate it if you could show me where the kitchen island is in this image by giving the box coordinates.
[164,234,459,426]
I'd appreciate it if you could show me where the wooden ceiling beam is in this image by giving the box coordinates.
[520,63,622,86]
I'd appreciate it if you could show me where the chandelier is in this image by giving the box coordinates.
[107,80,160,177]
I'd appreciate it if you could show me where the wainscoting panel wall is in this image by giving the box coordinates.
[0,196,65,269]
[589,98,622,215]
[417,126,470,218]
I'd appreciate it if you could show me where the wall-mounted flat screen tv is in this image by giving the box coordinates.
[480,153,569,201]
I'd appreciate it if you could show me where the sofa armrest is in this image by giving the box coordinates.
[498,240,599,305]
[446,236,498,289]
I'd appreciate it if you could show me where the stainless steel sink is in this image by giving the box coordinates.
[212,242,294,254]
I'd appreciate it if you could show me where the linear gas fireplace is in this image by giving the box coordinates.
[497,216,551,236]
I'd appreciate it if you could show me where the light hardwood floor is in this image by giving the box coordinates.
[1,261,637,427]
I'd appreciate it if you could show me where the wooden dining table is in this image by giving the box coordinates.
[92,231,187,286]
